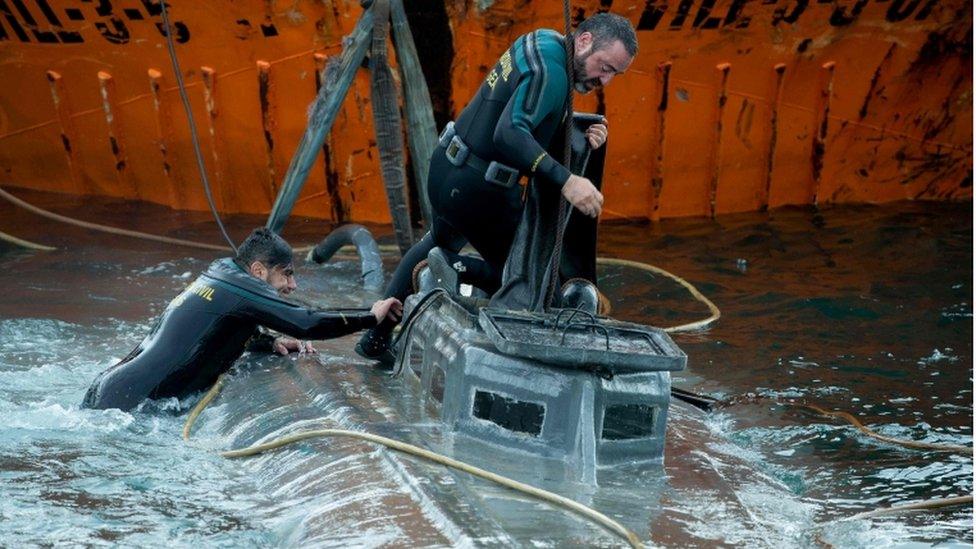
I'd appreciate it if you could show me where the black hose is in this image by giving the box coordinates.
[159,0,237,253]
[307,224,384,291]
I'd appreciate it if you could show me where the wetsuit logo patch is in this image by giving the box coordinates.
[487,49,515,90]
[486,69,499,89]
[499,50,514,82]
[171,282,216,308]
[192,284,216,301]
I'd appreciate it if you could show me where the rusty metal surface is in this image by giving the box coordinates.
[0,0,970,223]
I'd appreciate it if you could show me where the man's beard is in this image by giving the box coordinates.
[572,50,600,93]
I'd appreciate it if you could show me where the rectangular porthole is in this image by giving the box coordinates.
[601,404,656,440]
[472,390,544,437]
[409,341,424,378]
[430,365,446,404]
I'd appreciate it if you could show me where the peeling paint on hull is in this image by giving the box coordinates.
[0,0,970,223]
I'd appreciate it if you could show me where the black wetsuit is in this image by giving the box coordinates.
[385,29,572,302]
[82,258,376,411]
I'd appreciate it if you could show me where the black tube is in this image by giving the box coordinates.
[307,224,384,291]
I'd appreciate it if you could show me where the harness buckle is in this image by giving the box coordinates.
[445,134,470,167]
[485,161,520,188]
[437,121,456,148]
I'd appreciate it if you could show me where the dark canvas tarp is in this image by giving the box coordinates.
[490,113,607,312]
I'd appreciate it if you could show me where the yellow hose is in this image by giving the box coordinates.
[223,428,643,548]
[0,185,402,256]
[0,229,56,251]
[182,373,226,440]
[596,257,720,333]
[0,186,231,251]
[184,376,642,548]
[798,403,973,455]
[848,495,973,520]
[174,255,712,548]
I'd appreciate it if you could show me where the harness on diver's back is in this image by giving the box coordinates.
[439,121,521,188]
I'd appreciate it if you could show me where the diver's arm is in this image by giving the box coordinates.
[491,50,571,187]
[240,297,401,340]
[240,299,378,340]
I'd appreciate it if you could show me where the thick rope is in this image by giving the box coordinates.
[543,0,576,310]
[0,229,56,251]
[596,257,720,333]
[221,428,643,548]
[159,0,237,253]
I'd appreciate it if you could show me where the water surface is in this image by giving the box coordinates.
[0,191,970,546]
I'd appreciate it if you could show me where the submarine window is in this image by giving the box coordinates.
[430,365,446,403]
[601,404,656,440]
[472,390,544,437]
[408,341,424,379]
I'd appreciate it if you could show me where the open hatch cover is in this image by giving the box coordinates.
[478,308,687,373]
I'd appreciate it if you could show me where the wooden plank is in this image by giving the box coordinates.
[390,0,437,227]
[266,8,374,233]
[369,0,414,254]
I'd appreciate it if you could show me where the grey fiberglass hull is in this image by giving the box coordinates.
[188,337,815,547]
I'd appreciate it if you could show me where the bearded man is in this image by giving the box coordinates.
[357,13,637,363]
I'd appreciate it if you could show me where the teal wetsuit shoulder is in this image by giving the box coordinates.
[454,29,572,187]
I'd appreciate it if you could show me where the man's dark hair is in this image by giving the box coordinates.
[235,227,293,269]
[577,13,638,57]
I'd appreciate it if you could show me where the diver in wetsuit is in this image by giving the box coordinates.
[356,13,637,363]
[83,228,402,411]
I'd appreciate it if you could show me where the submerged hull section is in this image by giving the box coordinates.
[191,340,816,546]
[395,291,685,472]
[0,0,970,222]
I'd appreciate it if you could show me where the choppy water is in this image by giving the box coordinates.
[0,192,971,547]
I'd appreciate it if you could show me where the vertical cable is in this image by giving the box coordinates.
[544,0,575,309]
[159,0,237,253]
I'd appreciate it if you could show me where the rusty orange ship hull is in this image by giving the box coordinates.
[0,0,971,224]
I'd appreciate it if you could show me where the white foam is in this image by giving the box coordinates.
[3,401,133,433]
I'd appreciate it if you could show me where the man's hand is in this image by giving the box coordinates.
[370,297,403,323]
[562,174,604,218]
[586,120,608,149]
[273,336,317,355]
